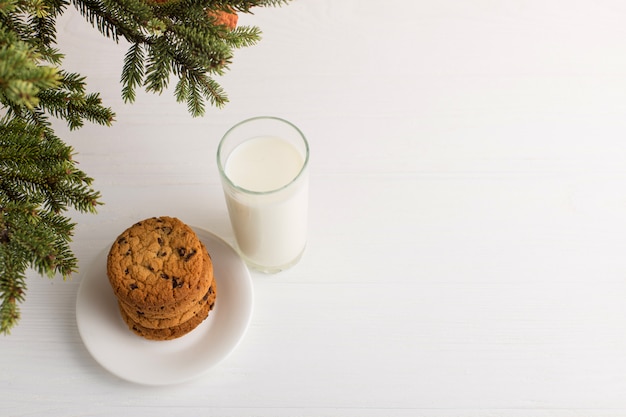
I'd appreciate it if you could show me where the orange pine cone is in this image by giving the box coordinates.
[208,9,238,30]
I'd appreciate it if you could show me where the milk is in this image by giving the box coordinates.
[225,137,304,192]
[222,135,308,271]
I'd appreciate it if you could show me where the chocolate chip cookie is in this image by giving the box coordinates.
[106,216,216,340]
[119,278,216,330]
[107,216,210,310]
[119,294,216,341]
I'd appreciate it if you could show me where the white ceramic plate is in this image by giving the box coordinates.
[75,226,253,385]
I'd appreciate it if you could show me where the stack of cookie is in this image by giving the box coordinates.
[106,216,216,341]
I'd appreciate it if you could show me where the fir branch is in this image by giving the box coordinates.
[8,211,76,277]
[100,0,150,35]
[0,0,19,16]
[0,242,27,335]
[71,0,120,41]
[71,0,150,43]
[180,72,204,116]
[38,88,114,129]
[102,0,151,22]
[221,25,261,48]
[0,117,102,333]
[208,0,291,12]
[0,118,101,214]
[174,67,227,116]
[195,72,227,108]
[0,25,62,109]
[144,35,172,93]
[170,28,232,75]
[121,42,145,103]
[173,69,188,104]
[36,70,115,128]
[82,0,290,116]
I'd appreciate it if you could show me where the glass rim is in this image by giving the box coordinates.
[217,116,310,195]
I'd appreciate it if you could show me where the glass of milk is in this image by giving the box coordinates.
[217,116,309,273]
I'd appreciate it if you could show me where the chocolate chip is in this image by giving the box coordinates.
[117,237,127,244]
[124,268,129,275]
[184,249,197,261]
[209,302,215,310]
[136,310,144,316]
[162,226,172,235]
[160,273,169,280]
[125,250,131,256]
[172,277,183,289]
[177,247,186,257]
[158,251,167,257]
[147,265,154,272]
[130,283,138,290]
[157,237,163,245]
[208,286,213,295]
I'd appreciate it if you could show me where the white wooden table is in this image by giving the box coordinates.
[4,1,626,415]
